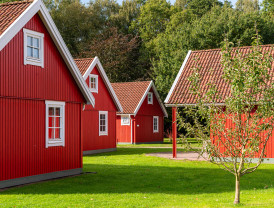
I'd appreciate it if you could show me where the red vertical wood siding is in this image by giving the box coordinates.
[135,115,164,143]
[0,98,82,181]
[82,66,117,151]
[116,115,132,143]
[0,14,85,103]
[116,88,165,143]
[137,88,165,117]
[212,110,274,158]
[134,88,164,143]
[0,14,85,181]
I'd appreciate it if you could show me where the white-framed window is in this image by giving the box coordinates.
[148,92,153,104]
[45,101,65,148]
[121,115,130,126]
[23,28,44,68]
[153,116,159,133]
[89,74,98,93]
[99,111,108,136]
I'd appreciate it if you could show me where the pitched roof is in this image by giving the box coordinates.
[112,81,168,117]
[74,58,94,75]
[0,0,95,106]
[0,0,33,36]
[165,45,274,105]
[75,57,123,112]
[112,81,151,114]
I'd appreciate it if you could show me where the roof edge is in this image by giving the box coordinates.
[134,81,168,117]
[83,57,123,112]
[0,0,95,106]
[164,50,192,104]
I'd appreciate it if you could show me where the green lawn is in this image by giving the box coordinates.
[118,138,202,149]
[0,148,273,208]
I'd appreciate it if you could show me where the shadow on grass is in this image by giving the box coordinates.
[85,147,197,157]
[1,148,273,196]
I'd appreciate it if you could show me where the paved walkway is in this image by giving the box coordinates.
[146,151,207,161]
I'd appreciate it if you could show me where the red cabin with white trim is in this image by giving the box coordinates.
[112,81,168,144]
[0,0,95,188]
[75,57,123,154]
[165,46,274,160]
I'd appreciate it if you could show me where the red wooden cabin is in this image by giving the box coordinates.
[165,46,274,161]
[112,81,168,144]
[0,0,95,188]
[74,57,123,155]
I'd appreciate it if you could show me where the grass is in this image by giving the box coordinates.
[0,147,273,208]
[117,138,202,149]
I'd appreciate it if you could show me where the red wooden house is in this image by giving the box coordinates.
[165,46,274,161]
[74,57,123,155]
[0,0,95,188]
[112,81,168,144]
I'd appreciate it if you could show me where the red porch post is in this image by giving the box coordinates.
[172,107,177,158]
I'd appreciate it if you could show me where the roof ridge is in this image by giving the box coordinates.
[0,0,33,6]
[74,57,94,61]
[192,44,274,53]
[112,80,152,85]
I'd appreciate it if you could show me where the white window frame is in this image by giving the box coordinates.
[121,115,130,126]
[99,111,108,136]
[45,101,65,148]
[148,92,153,104]
[23,28,44,68]
[153,116,159,133]
[89,74,98,93]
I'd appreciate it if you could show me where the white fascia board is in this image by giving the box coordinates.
[164,50,192,104]
[0,0,40,51]
[83,57,123,113]
[134,81,168,117]
[117,113,134,116]
[0,0,95,106]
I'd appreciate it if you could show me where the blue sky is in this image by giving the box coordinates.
[81,0,242,6]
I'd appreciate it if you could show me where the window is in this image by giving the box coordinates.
[23,28,44,67]
[148,92,153,104]
[89,74,98,93]
[121,115,130,126]
[153,116,159,133]
[99,111,108,136]
[45,101,65,148]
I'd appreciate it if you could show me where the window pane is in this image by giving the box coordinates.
[49,128,53,139]
[27,36,32,46]
[101,126,105,132]
[55,117,60,128]
[48,117,53,128]
[55,108,60,116]
[33,48,39,58]
[27,47,33,57]
[49,107,54,116]
[100,114,105,120]
[55,128,60,139]
[33,38,39,48]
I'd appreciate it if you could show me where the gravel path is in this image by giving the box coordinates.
[146,151,207,161]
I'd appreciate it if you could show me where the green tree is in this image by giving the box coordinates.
[186,0,223,17]
[236,0,260,12]
[178,36,274,204]
[81,27,143,82]
[262,0,274,13]
[110,0,144,34]
[131,0,171,44]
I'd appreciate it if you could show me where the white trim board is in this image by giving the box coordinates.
[0,0,95,106]
[164,50,192,104]
[82,57,123,112]
[133,81,168,117]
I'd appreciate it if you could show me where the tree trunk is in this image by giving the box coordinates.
[234,175,240,204]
